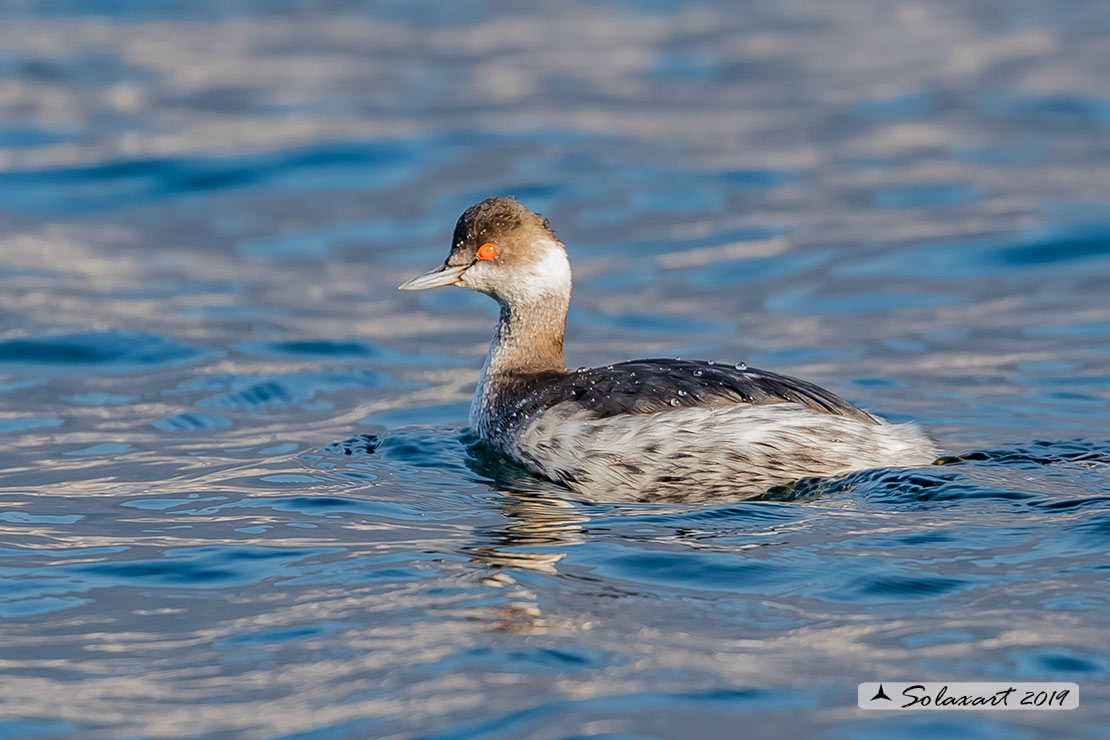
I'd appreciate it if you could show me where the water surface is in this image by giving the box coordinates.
[1,1,1109,738]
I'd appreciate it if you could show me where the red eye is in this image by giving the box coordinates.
[477,242,498,260]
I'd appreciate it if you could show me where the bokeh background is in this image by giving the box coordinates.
[0,1,1108,739]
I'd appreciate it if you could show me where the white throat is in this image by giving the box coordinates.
[468,238,571,429]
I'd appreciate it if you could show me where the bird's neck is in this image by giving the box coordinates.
[484,292,569,379]
[469,243,572,437]
[469,292,569,437]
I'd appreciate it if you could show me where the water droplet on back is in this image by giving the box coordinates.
[677,389,687,397]
[735,362,748,371]
[693,369,703,377]
[669,398,681,406]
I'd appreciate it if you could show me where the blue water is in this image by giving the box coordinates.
[1,1,1109,738]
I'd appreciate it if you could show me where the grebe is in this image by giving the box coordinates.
[400,197,937,500]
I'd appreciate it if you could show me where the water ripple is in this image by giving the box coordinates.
[0,331,213,373]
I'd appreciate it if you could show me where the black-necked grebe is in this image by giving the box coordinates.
[400,197,937,500]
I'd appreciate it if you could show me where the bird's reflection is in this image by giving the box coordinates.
[327,429,591,630]
[461,436,590,575]
[450,437,595,631]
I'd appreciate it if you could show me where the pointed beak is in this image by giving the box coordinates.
[398,264,467,291]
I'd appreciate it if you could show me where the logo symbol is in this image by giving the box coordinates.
[870,684,892,702]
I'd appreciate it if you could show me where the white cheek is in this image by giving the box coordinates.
[515,240,571,299]
[458,263,492,292]
[461,239,571,302]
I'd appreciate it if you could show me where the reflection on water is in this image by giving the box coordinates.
[1,0,1109,738]
[466,495,589,574]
